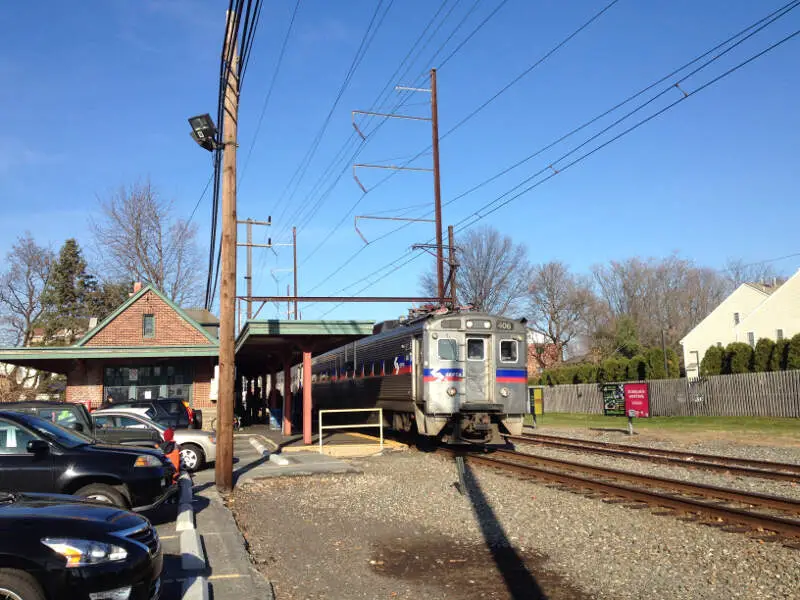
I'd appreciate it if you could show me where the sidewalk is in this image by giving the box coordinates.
[152,471,275,599]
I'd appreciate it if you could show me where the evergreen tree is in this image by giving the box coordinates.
[753,338,775,372]
[787,334,800,371]
[700,345,724,376]
[39,239,92,344]
[769,339,790,371]
[613,316,642,358]
[627,354,648,380]
[723,342,754,374]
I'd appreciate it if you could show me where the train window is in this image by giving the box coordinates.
[500,340,518,362]
[467,338,485,361]
[438,339,458,361]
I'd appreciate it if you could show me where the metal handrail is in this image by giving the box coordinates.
[317,408,384,454]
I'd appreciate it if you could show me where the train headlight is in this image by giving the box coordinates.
[500,387,511,398]
[465,320,473,328]
[447,386,458,397]
[483,321,491,329]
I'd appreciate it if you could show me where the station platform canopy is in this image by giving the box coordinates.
[234,319,375,376]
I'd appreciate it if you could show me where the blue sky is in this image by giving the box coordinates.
[1,0,798,323]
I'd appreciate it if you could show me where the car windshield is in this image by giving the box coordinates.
[19,414,93,448]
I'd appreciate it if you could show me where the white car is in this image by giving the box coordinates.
[92,408,216,471]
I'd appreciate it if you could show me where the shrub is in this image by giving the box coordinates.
[646,347,667,379]
[601,357,628,382]
[769,339,790,371]
[700,345,724,376]
[787,334,800,370]
[723,342,754,374]
[666,348,680,378]
[753,338,775,372]
[627,354,648,380]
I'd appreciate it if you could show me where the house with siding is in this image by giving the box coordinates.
[680,274,797,378]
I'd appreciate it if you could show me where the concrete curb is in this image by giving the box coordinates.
[248,437,291,465]
[175,472,210,600]
[180,529,205,570]
[182,576,209,600]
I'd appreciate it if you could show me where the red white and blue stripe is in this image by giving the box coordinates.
[496,369,527,384]
[423,368,464,383]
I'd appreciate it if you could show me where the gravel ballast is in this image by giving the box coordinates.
[232,450,800,600]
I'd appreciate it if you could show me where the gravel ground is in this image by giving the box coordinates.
[231,450,800,600]
[511,440,800,501]
[524,426,800,464]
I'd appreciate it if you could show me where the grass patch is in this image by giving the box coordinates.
[525,413,800,435]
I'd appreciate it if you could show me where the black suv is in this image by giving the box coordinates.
[0,411,175,509]
[0,491,162,600]
[108,398,202,430]
[5,401,162,447]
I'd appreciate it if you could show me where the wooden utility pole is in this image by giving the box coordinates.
[237,218,272,321]
[292,226,298,320]
[430,69,444,303]
[216,13,239,493]
[246,220,253,319]
[448,225,457,307]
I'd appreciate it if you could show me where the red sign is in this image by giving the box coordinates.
[623,383,650,418]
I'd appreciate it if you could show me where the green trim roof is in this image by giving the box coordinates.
[76,284,218,346]
[235,319,374,354]
[0,346,219,361]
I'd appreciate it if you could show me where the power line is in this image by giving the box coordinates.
[271,0,394,226]
[308,23,800,315]
[239,0,301,184]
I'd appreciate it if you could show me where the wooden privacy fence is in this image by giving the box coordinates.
[542,370,800,417]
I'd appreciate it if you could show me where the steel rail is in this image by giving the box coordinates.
[448,450,800,540]
[510,433,800,482]
[490,448,800,514]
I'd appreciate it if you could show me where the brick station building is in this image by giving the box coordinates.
[0,283,219,415]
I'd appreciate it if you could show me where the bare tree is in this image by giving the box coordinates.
[724,258,784,289]
[0,233,54,399]
[92,181,203,306]
[0,233,53,346]
[420,226,530,315]
[592,254,730,349]
[527,261,593,360]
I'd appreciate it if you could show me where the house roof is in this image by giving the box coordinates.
[183,308,219,325]
[75,284,218,346]
[679,282,771,344]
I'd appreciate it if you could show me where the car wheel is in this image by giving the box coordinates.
[0,569,46,600]
[180,443,206,472]
[75,483,128,508]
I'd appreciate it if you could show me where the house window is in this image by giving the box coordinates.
[747,332,755,348]
[143,314,155,338]
[777,329,784,341]
[733,312,740,325]
[716,342,722,348]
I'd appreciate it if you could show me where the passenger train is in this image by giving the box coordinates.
[302,310,530,444]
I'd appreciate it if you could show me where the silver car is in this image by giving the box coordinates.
[92,408,216,471]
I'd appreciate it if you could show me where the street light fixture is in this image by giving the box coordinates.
[188,114,220,151]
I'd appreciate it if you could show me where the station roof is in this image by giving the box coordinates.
[235,319,374,375]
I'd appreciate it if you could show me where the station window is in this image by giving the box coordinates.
[438,339,458,361]
[467,338,485,361]
[143,314,155,338]
[500,340,518,362]
[777,329,784,341]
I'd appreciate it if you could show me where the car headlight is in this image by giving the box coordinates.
[41,538,127,567]
[500,387,511,398]
[133,454,161,467]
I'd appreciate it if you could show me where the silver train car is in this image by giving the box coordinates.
[305,311,529,443]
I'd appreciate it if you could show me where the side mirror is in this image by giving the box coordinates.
[71,423,84,432]
[27,440,49,455]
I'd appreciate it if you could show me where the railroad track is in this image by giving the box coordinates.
[445,448,800,547]
[507,432,800,482]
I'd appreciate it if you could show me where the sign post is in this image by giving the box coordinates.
[602,384,625,417]
[528,386,544,428]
